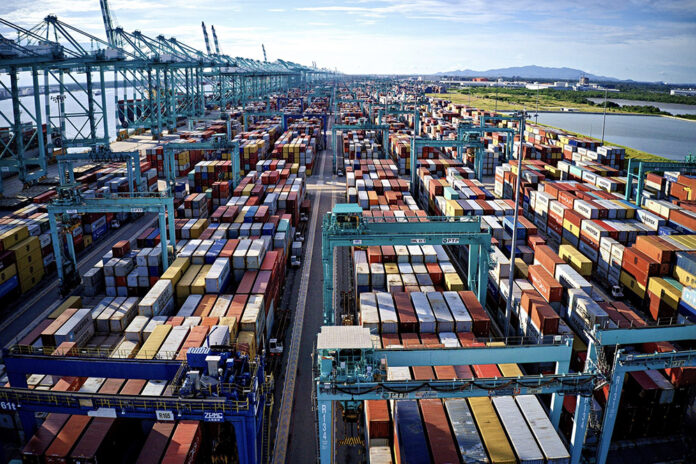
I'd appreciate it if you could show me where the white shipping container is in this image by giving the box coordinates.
[360,292,380,333]
[177,294,202,317]
[375,292,398,334]
[125,315,150,343]
[410,292,436,333]
[55,308,94,347]
[426,292,454,332]
[492,396,545,464]
[138,280,174,317]
[109,297,138,333]
[442,291,472,332]
[156,325,189,360]
[205,258,230,293]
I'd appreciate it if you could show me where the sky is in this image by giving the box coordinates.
[1,0,695,83]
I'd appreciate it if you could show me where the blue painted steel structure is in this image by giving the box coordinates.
[331,122,390,172]
[314,326,591,464]
[0,11,336,194]
[321,204,491,325]
[0,346,271,464]
[624,158,696,206]
[47,191,176,291]
[579,324,696,464]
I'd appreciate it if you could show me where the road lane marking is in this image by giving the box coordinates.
[272,148,328,464]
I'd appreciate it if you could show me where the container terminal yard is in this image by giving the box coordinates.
[1,4,696,464]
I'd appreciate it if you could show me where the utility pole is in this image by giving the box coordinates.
[601,88,608,144]
[504,110,526,337]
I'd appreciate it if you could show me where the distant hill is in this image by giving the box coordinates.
[434,65,621,82]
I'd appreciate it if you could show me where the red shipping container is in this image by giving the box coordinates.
[237,271,258,294]
[419,333,442,348]
[528,264,563,303]
[412,365,435,380]
[45,415,92,464]
[458,291,490,336]
[419,400,461,464]
[161,420,201,464]
[194,295,217,317]
[473,364,501,378]
[533,245,565,278]
[365,400,390,439]
[381,333,401,348]
[393,292,418,332]
[22,414,71,460]
[112,240,130,258]
[136,422,175,464]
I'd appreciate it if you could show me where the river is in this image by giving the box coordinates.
[532,113,696,160]
[0,90,119,142]
[586,98,696,116]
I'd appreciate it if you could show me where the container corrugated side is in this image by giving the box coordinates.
[515,395,570,463]
[445,399,489,463]
[492,396,544,464]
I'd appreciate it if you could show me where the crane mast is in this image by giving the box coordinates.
[99,0,116,46]
[262,44,267,62]
[211,25,221,55]
[201,22,212,55]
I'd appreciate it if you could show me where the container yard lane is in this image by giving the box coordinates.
[274,121,343,464]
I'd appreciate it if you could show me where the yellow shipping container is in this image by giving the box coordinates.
[610,200,635,218]
[0,263,17,283]
[559,244,593,276]
[669,235,693,250]
[236,330,257,358]
[444,273,464,291]
[678,235,696,250]
[647,277,680,310]
[19,271,43,293]
[191,265,212,294]
[177,264,202,304]
[0,225,29,251]
[17,260,43,282]
[136,324,172,359]
[515,258,528,278]
[562,219,580,237]
[498,363,523,377]
[10,236,40,259]
[49,296,82,319]
[620,270,646,299]
[445,199,463,217]
[384,263,399,274]
[468,397,516,464]
[674,264,696,286]
[160,257,191,286]
[219,316,238,338]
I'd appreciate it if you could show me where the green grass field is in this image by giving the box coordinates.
[426,92,670,162]
[429,92,638,114]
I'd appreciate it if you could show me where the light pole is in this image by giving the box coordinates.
[50,94,66,148]
[601,88,608,144]
[535,86,539,124]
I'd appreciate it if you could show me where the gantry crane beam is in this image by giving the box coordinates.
[624,158,696,206]
[47,191,176,292]
[322,204,490,325]
[331,123,390,173]
[1,345,269,464]
[315,326,590,464]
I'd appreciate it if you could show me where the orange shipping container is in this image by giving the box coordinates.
[528,264,563,303]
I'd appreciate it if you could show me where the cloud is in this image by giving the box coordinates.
[1,0,694,82]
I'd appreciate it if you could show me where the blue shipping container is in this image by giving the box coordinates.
[395,400,430,464]
[0,275,19,298]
